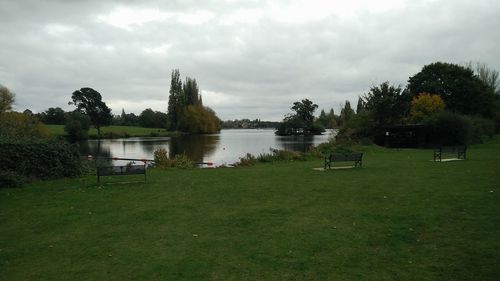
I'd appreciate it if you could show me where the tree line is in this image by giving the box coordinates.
[276,61,499,146]
[336,61,499,146]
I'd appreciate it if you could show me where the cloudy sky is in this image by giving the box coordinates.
[1,0,499,121]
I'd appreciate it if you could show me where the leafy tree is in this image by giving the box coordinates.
[363,82,408,126]
[139,108,168,128]
[340,101,355,127]
[291,99,318,127]
[167,70,220,133]
[168,69,183,130]
[0,84,15,113]
[41,107,66,125]
[408,62,495,117]
[0,112,50,141]
[69,87,112,136]
[183,77,201,106]
[178,105,220,134]
[356,97,365,114]
[409,93,445,123]
[64,111,91,141]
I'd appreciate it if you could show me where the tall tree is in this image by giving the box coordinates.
[356,97,365,114]
[408,62,495,117]
[340,101,355,127]
[0,84,15,113]
[363,82,408,126]
[168,69,183,130]
[69,87,112,136]
[183,77,201,106]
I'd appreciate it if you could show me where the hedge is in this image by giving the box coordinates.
[0,140,81,187]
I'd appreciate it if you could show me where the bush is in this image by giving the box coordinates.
[424,111,473,145]
[465,115,495,143]
[0,112,50,141]
[256,149,304,162]
[0,139,81,187]
[174,153,194,169]
[153,148,193,169]
[64,112,90,141]
[0,170,26,188]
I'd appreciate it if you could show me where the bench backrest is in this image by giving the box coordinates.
[329,153,363,162]
[437,145,467,153]
[97,165,146,176]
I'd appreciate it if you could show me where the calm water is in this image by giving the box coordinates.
[79,129,335,166]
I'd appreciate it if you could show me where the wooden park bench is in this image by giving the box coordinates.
[433,145,467,162]
[97,164,146,183]
[324,153,363,170]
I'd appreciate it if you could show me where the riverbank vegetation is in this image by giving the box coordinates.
[1,136,499,280]
[45,124,175,139]
[336,62,500,147]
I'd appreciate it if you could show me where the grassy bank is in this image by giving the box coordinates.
[1,137,499,280]
[44,124,175,138]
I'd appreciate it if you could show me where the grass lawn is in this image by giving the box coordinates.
[44,124,171,138]
[1,137,499,280]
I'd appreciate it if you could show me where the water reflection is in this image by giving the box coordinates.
[276,134,316,152]
[169,134,219,163]
[79,129,334,166]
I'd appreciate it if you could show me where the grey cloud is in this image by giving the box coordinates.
[1,0,499,121]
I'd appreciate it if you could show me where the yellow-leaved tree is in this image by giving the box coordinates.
[409,93,445,123]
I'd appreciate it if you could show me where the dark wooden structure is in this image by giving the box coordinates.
[324,153,363,170]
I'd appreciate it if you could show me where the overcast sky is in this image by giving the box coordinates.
[1,0,499,121]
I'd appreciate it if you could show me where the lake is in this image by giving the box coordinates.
[79,129,335,166]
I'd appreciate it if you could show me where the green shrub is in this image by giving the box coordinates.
[153,148,193,169]
[174,153,194,169]
[465,115,495,143]
[424,111,473,145]
[256,149,304,163]
[154,148,175,168]
[0,140,81,187]
[64,112,90,141]
[0,170,26,188]
[314,141,354,156]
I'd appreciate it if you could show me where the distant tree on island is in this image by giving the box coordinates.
[276,99,324,136]
[69,87,112,136]
[167,69,220,133]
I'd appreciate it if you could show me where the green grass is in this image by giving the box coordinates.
[1,137,499,280]
[45,125,172,138]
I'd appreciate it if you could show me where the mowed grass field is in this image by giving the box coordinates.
[44,124,169,137]
[1,137,499,280]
